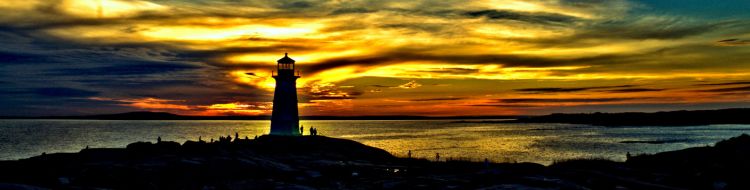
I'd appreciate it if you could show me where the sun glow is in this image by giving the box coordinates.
[90,97,190,110]
[227,49,366,64]
[475,0,594,19]
[62,0,166,18]
[141,23,325,41]
[230,71,276,89]
[198,102,271,116]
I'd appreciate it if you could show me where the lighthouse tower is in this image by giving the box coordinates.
[270,53,301,136]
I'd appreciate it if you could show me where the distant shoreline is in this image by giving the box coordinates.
[4,108,750,126]
[503,108,750,126]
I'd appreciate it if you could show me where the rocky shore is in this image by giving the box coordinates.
[1,134,750,189]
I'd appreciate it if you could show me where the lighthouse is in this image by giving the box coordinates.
[270,53,301,136]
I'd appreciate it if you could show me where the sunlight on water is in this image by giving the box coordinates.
[1,119,749,165]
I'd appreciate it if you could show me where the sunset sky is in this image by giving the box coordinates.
[1,0,750,116]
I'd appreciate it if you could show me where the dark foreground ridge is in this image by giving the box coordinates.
[501,108,750,126]
[2,134,750,189]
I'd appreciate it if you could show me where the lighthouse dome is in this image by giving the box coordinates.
[277,53,295,64]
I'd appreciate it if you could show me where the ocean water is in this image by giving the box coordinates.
[1,119,749,165]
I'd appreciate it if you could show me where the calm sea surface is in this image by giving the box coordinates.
[1,119,749,165]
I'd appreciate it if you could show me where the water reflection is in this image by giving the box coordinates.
[1,120,748,165]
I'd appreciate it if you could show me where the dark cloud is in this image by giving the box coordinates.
[76,79,199,89]
[464,10,580,25]
[421,68,480,74]
[469,104,540,108]
[370,85,394,88]
[558,0,617,7]
[699,85,750,93]
[515,87,593,93]
[278,1,314,9]
[553,43,750,76]
[0,94,133,116]
[520,18,750,49]
[329,8,376,15]
[0,20,274,115]
[410,97,465,102]
[381,23,448,33]
[514,85,635,93]
[498,98,640,103]
[180,45,315,66]
[0,51,45,63]
[0,86,123,116]
[303,52,627,74]
[32,87,99,97]
[695,81,750,86]
[578,18,724,40]
[48,62,201,76]
[601,88,664,93]
[303,56,394,74]
[716,38,750,46]
[0,87,98,98]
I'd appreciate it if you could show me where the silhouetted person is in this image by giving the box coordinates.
[210,138,214,143]
[300,125,304,135]
[227,135,232,142]
[85,145,89,149]
[435,153,440,162]
[309,127,314,136]
[157,136,161,143]
[407,150,412,158]
[245,136,249,140]
[626,152,632,159]
[198,136,202,142]
[235,132,239,140]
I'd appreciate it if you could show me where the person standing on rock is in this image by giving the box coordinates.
[435,153,440,162]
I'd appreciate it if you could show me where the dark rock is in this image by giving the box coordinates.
[1,134,750,189]
[0,183,49,190]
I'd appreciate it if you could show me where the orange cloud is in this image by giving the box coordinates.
[91,97,190,110]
